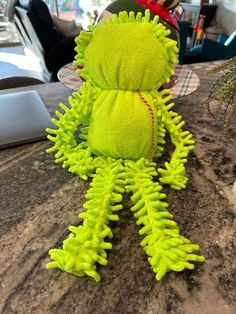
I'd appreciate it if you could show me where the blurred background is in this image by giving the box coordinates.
[0,0,236,85]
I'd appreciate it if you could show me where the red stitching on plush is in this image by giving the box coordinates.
[137,90,155,157]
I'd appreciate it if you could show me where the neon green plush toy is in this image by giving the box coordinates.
[46,10,205,281]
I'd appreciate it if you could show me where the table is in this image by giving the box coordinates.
[0,65,236,314]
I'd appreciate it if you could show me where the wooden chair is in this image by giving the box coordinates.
[0,76,44,90]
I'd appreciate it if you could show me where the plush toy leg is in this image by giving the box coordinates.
[46,159,125,281]
[125,158,205,280]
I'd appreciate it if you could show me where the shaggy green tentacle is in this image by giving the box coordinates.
[151,91,166,158]
[46,158,125,281]
[46,82,101,179]
[125,158,204,280]
[155,121,166,158]
[154,89,195,190]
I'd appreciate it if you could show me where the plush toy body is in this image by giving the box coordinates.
[46,10,204,281]
[88,90,156,159]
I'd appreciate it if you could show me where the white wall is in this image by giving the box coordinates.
[216,0,236,34]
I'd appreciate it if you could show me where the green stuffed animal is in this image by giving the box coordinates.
[46,10,205,281]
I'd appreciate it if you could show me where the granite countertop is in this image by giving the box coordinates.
[0,65,235,314]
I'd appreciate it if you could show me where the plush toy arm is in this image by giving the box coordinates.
[157,90,195,190]
[46,83,99,179]
[154,115,166,158]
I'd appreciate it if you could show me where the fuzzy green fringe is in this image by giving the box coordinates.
[152,89,196,190]
[46,82,102,180]
[125,158,205,280]
[46,158,125,281]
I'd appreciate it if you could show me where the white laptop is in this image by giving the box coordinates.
[0,90,54,149]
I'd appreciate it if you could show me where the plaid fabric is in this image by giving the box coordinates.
[57,63,200,99]
[171,65,200,98]
[57,64,83,89]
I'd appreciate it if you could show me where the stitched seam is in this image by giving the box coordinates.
[137,90,155,158]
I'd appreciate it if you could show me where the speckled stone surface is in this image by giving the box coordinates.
[0,68,235,314]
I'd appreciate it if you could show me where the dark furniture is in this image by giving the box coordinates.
[189,31,236,61]
[178,20,190,64]
[0,76,44,90]
[14,0,77,81]
[180,2,201,48]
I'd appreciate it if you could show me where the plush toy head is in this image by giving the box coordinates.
[74,10,178,91]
